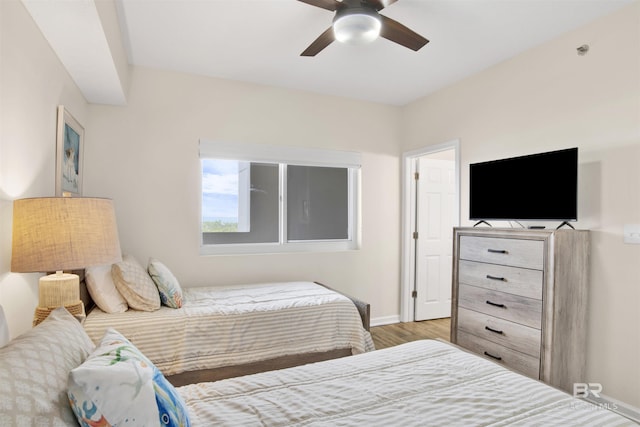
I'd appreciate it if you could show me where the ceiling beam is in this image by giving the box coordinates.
[21,0,128,105]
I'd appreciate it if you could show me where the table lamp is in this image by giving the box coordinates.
[11,197,122,325]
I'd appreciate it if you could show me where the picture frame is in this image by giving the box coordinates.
[55,105,84,196]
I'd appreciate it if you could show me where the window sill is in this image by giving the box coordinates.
[199,240,359,256]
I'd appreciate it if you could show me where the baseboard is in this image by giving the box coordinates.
[584,393,640,424]
[370,315,400,327]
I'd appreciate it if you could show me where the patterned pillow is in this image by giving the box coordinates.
[148,258,184,308]
[112,254,161,311]
[0,307,95,426]
[86,263,128,313]
[68,328,190,427]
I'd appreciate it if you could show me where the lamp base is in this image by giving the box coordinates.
[33,272,84,327]
[38,272,81,307]
[33,302,85,327]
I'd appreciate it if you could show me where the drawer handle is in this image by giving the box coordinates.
[485,326,504,335]
[484,351,502,361]
[487,249,508,254]
[486,300,506,308]
[486,274,506,281]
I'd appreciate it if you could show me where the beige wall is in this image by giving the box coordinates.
[85,66,402,323]
[0,0,88,338]
[401,2,640,407]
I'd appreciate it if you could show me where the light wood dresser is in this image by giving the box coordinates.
[450,227,589,393]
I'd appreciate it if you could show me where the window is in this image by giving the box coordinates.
[199,140,361,254]
[287,165,349,241]
[202,161,279,244]
[201,159,252,233]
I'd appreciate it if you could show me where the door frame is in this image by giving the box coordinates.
[400,139,461,322]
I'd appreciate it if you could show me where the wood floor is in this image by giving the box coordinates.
[370,317,451,350]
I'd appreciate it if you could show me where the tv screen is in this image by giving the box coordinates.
[469,148,578,221]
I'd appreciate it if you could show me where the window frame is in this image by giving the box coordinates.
[199,139,361,255]
[237,161,251,232]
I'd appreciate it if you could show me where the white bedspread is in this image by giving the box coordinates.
[83,281,374,376]
[178,340,634,426]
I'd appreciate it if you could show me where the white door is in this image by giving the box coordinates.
[414,156,455,321]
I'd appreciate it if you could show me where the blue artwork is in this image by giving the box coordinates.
[62,123,80,193]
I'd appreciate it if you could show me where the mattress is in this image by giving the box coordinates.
[178,339,634,426]
[83,281,374,376]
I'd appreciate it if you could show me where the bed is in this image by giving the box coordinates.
[180,339,635,426]
[81,279,374,385]
[1,308,634,426]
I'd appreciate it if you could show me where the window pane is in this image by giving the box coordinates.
[202,162,279,244]
[287,166,349,241]
[201,159,250,232]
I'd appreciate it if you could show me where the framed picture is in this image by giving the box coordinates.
[55,105,84,196]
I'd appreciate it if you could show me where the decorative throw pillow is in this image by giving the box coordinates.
[112,254,161,311]
[0,308,95,426]
[86,263,128,313]
[148,258,184,308]
[68,328,190,427]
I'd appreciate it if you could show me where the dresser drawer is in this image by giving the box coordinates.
[458,260,543,299]
[457,307,541,357]
[457,330,540,379]
[458,284,542,328]
[459,236,544,270]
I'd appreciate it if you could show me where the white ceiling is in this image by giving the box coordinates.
[26,0,637,106]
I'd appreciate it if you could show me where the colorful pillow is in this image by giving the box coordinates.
[148,258,184,308]
[86,263,128,313]
[68,328,190,427]
[112,254,161,311]
[0,307,95,425]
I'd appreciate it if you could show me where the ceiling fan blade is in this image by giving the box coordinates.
[297,0,341,12]
[366,0,398,12]
[379,14,429,51]
[301,27,335,56]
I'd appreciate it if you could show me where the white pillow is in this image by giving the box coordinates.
[112,254,161,311]
[86,264,128,313]
[67,328,190,427]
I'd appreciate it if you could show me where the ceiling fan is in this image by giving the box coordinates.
[298,0,429,56]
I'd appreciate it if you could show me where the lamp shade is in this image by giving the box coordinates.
[11,197,122,273]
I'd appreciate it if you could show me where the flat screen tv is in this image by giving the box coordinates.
[469,147,578,222]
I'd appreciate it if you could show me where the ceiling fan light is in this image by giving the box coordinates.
[333,11,381,45]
